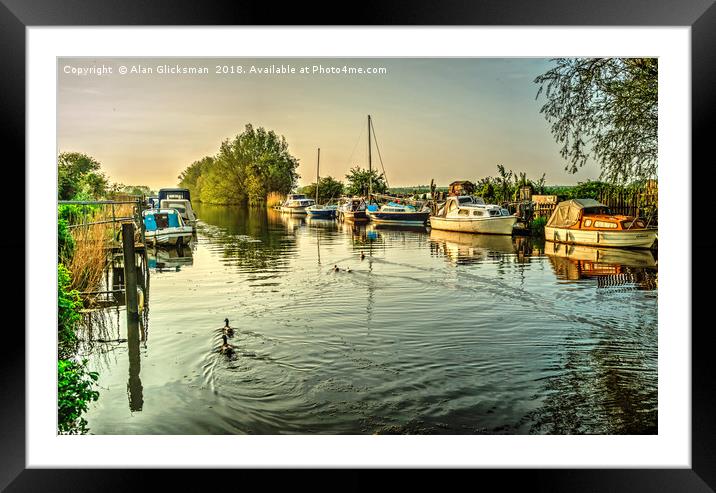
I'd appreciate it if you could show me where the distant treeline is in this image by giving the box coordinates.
[178,124,299,205]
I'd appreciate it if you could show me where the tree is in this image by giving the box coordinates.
[58,152,108,200]
[496,164,513,203]
[345,166,387,197]
[535,58,657,184]
[177,124,300,205]
[300,176,344,203]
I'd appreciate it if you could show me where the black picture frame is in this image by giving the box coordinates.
[6,0,712,490]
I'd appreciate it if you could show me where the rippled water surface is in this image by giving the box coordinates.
[84,204,658,434]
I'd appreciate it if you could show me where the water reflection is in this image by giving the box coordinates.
[545,241,657,290]
[429,229,516,265]
[147,244,194,271]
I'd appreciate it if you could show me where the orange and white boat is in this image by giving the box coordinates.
[544,199,657,249]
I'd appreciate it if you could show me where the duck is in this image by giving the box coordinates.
[219,334,234,356]
[222,318,234,337]
[346,267,352,273]
[333,265,340,272]
[360,252,366,260]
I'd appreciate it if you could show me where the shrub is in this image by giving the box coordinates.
[58,218,75,261]
[58,359,100,434]
[58,264,82,354]
[530,216,548,236]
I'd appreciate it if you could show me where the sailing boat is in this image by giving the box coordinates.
[306,148,338,219]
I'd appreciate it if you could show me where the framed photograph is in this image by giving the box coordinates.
[7,0,712,489]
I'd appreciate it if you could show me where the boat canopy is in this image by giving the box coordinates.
[547,199,610,228]
[158,188,191,201]
[144,210,181,231]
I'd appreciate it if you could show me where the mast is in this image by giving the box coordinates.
[316,148,320,204]
[368,114,372,200]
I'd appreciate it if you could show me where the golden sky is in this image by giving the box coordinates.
[58,57,601,190]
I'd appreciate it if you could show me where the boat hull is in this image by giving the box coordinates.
[367,211,429,225]
[280,206,308,214]
[545,226,657,249]
[338,210,368,221]
[146,227,193,246]
[306,209,336,218]
[429,215,517,235]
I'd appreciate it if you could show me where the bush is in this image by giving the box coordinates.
[58,359,99,434]
[530,216,547,236]
[58,264,82,354]
[58,218,75,261]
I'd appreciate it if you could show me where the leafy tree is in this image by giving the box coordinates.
[58,359,99,434]
[58,152,108,200]
[179,125,300,205]
[536,173,547,194]
[496,164,513,203]
[300,176,344,203]
[535,58,657,184]
[345,166,387,197]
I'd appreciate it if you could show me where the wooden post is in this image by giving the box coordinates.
[122,222,139,322]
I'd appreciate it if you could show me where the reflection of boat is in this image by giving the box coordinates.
[430,229,515,264]
[280,194,315,214]
[143,209,193,246]
[545,199,657,249]
[545,242,657,269]
[429,196,518,234]
[367,202,430,225]
[148,245,194,270]
[337,197,368,221]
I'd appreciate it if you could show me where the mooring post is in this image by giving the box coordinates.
[122,222,139,322]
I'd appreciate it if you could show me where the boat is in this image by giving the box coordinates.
[336,196,369,221]
[142,208,193,246]
[544,199,657,249]
[429,195,518,235]
[280,193,315,214]
[305,148,338,218]
[159,197,197,229]
[367,201,430,225]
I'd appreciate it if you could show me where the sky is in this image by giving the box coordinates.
[57,57,602,190]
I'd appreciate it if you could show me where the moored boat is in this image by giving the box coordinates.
[429,196,518,235]
[544,199,657,249]
[280,194,315,214]
[159,197,197,229]
[306,204,338,218]
[143,209,194,246]
[367,202,430,226]
[337,197,368,221]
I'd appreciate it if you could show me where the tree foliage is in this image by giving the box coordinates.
[300,176,345,204]
[58,359,100,434]
[345,166,387,197]
[177,125,300,205]
[535,58,658,184]
[58,152,109,200]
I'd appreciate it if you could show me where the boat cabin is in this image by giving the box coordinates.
[143,209,185,231]
[438,196,510,217]
[158,188,191,202]
[159,198,196,225]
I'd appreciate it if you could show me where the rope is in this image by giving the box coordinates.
[369,118,390,189]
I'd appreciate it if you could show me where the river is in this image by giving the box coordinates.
[83,204,658,434]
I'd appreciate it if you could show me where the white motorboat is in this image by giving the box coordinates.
[143,209,193,246]
[429,196,518,235]
[280,194,315,214]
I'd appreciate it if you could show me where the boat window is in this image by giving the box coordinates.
[458,197,473,204]
[500,208,510,216]
[458,209,470,216]
[489,209,500,217]
[473,210,484,216]
[155,213,169,228]
[594,220,618,229]
[584,219,593,227]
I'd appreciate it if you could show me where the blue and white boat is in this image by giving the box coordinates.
[143,209,193,246]
[306,204,337,218]
[367,202,430,226]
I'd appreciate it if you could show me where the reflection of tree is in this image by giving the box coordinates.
[195,204,299,271]
[526,324,657,434]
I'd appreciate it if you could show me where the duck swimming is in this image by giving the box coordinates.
[333,265,340,272]
[222,318,234,337]
[360,252,366,260]
[219,334,234,356]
